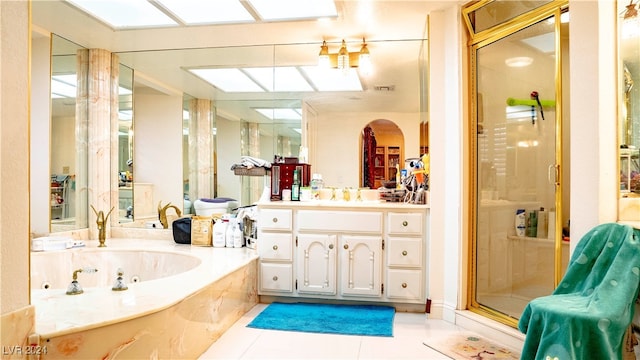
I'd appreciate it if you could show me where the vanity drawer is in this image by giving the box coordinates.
[297,210,382,233]
[258,208,292,231]
[387,212,423,235]
[258,232,293,261]
[387,237,422,267]
[259,263,293,293]
[386,269,423,301]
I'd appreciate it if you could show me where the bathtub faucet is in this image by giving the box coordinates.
[158,201,182,229]
[90,205,114,247]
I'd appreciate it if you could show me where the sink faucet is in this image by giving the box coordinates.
[343,187,351,201]
[158,201,182,229]
[90,205,113,247]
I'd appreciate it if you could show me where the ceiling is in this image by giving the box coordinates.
[32,0,459,124]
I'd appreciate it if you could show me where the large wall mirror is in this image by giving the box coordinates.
[49,34,88,233]
[114,38,426,224]
[117,65,134,223]
[619,1,640,202]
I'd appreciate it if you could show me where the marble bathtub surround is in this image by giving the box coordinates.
[31,238,258,358]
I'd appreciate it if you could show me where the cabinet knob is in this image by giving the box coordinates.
[272,217,278,223]
[402,283,407,288]
[328,244,334,249]
[272,245,278,250]
[402,250,408,256]
[402,221,408,227]
[343,244,349,250]
[273,276,278,281]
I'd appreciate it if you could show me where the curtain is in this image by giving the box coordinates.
[362,126,377,188]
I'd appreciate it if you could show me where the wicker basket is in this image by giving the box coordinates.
[233,167,269,176]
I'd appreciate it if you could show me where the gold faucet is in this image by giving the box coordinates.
[343,187,351,201]
[158,201,182,229]
[90,205,113,247]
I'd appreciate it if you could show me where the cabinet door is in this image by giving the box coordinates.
[297,234,337,295]
[339,235,382,298]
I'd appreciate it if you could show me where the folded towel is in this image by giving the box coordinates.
[230,156,271,170]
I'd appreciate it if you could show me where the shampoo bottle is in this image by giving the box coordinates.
[515,209,526,237]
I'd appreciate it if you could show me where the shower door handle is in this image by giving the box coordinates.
[547,164,560,186]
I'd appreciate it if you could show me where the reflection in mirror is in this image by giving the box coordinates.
[116,39,425,215]
[118,65,134,223]
[49,35,88,232]
[619,0,640,197]
[361,119,404,189]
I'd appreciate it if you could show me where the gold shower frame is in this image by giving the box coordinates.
[461,0,568,328]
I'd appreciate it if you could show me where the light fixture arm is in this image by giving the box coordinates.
[318,38,371,70]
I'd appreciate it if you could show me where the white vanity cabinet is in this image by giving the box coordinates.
[257,202,428,305]
[296,210,384,299]
[257,208,294,294]
[385,212,425,301]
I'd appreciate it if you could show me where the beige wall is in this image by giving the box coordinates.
[314,111,420,188]
[134,91,184,213]
[1,0,35,346]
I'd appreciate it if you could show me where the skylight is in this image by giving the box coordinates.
[66,0,177,28]
[188,68,266,92]
[156,0,254,25]
[52,74,133,98]
[187,66,363,93]
[244,67,314,92]
[248,0,337,21]
[301,66,363,91]
[65,0,337,29]
[51,74,78,98]
[255,108,302,120]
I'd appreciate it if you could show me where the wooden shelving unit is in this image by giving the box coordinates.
[374,146,402,188]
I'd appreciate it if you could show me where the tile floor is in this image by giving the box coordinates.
[199,303,483,359]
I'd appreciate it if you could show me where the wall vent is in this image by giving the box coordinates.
[374,85,395,91]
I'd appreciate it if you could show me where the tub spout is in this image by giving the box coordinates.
[158,201,182,229]
[66,268,98,295]
[90,205,114,247]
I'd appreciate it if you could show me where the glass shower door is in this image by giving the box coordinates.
[473,14,567,322]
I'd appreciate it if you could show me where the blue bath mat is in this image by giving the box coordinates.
[247,302,395,337]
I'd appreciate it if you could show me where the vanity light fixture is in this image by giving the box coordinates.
[318,38,372,74]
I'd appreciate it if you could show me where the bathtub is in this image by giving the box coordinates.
[30,238,259,359]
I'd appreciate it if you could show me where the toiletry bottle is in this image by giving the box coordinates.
[526,210,538,237]
[536,207,548,238]
[225,216,235,247]
[310,173,324,200]
[515,209,526,237]
[213,216,227,248]
[233,221,244,248]
[291,169,301,201]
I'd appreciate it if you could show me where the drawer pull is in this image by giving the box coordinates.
[328,244,334,249]
[402,282,408,288]
[272,245,278,250]
[273,276,278,281]
[402,221,408,227]
[402,250,408,256]
[272,217,278,223]
[344,244,349,250]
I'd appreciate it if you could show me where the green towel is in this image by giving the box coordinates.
[518,223,640,360]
